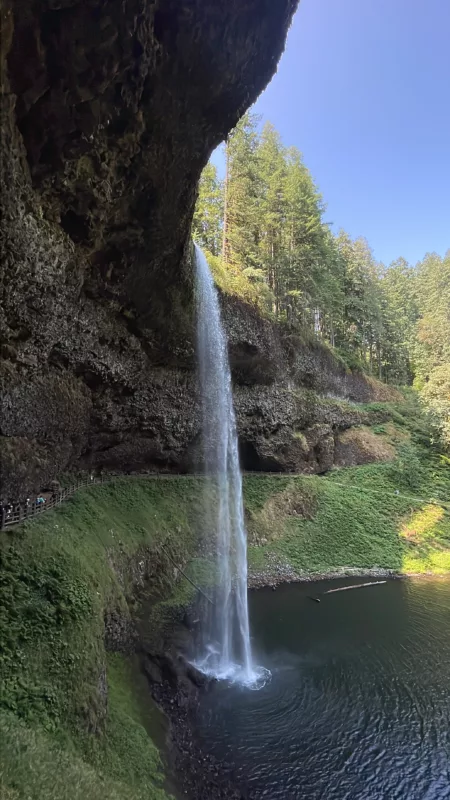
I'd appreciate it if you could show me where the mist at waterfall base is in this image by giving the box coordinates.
[193,244,268,689]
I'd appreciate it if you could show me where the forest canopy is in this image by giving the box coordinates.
[193,113,450,448]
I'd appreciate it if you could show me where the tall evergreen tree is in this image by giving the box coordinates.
[255,122,287,314]
[414,251,450,446]
[225,112,261,270]
[415,252,450,378]
[192,162,223,255]
[282,147,330,325]
[380,258,418,382]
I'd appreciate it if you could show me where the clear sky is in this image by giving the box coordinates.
[214,0,450,267]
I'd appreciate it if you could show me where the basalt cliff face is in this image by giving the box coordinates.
[1,0,393,501]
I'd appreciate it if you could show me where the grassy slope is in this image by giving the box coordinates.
[0,478,206,800]
[246,393,450,578]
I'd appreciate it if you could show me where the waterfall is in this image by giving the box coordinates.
[194,244,256,684]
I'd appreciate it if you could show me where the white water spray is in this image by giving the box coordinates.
[194,245,267,687]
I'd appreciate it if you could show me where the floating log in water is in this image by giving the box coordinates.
[324,580,387,594]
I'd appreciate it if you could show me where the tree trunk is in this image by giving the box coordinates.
[222,139,230,264]
[377,341,382,379]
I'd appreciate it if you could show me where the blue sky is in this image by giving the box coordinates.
[213,0,450,267]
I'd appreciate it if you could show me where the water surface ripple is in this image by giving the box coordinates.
[196,578,450,799]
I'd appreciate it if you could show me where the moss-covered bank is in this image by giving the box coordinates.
[0,478,209,800]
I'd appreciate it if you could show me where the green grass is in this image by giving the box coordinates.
[246,474,403,574]
[82,653,167,797]
[245,392,450,579]
[243,475,291,514]
[0,477,207,800]
[246,463,449,577]
[357,389,431,442]
[0,654,169,800]
[0,711,166,800]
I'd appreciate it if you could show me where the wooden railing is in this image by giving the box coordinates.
[1,474,108,530]
[1,472,199,531]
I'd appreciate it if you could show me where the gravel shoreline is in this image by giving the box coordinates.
[248,564,401,589]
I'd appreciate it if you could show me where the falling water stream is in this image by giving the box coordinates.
[194,244,267,688]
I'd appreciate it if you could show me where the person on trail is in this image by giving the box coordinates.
[49,480,60,500]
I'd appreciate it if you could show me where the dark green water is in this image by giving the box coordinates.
[196,578,450,799]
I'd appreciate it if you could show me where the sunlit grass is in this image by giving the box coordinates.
[402,550,450,574]
[400,503,450,574]
[400,504,445,541]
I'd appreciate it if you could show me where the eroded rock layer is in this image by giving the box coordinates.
[1,0,396,500]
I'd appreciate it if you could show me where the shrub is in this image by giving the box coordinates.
[390,442,422,490]
[420,364,450,449]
